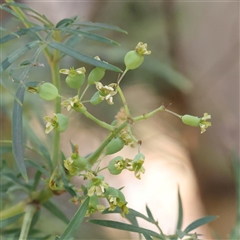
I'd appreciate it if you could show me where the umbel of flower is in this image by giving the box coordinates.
[124,42,151,70]
[61,95,86,113]
[64,152,87,175]
[86,195,105,216]
[132,153,145,179]
[108,156,125,175]
[94,82,117,105]
[181,113,211,134]
[44,113,68,134]
[59,67,86,89]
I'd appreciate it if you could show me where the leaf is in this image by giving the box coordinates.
[89,220,163,239]
[76,21,127,34]
[143,233,153,240]
[56,197,89,240]
[0,212,25,228]
[56,17,77,28]
[3,2,53,26]
[25,159,50,177]
[0,145,12,155]
[62,28,119,46]
[12,85,28,182]
[176,186,183,230]
[48,42,122,72]
[183,216,218,234]
[145,205,155,223]
[43,200,69,224]
[0,40,40,74]
[0,5,23,21]
[0,26,46,45]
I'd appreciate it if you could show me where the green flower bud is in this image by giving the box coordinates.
[105,187,119,198]
[90,91,103,105]
[105,137,124,155]
[88,67,106,85]
[71,153,87,171]
[124,50,144,70]
[66,73,85,89]
[38,82,58,101]
[108,156,124,175]
[55,113,68,132]
[182,114,201,127]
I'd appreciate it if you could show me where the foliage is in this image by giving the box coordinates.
[0,1,224,240]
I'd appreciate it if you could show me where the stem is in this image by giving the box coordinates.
[83,110,114,131]
[133,105,165,122]
[87,121,128,165]
[49,32,61,169]
[80,84,89,101]
[117,85,130,116]
[164,108,182,118]
[19,204,37,240]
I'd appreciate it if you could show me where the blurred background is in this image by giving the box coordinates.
[1,0,239,239]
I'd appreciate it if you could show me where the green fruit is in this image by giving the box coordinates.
[88,67,106,85]
[124,50,144,70]
[105,187,119,198]
[55,113,68,132]
[182,114,201,127]
[66,73,85,89]
[105,137,124,155]
[90,91,103,105]
[38,82,58,101]
[108,156,124,175]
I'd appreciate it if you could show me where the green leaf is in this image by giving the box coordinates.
[0,26,46,44]
[176,187,183,230]
[0,212,25,228]
[143,233,153,240]
[43,200,69,224]
[89,219,163,239]
[56,17,77,28]
[183,216,218,234]
[56,197,89,240]
[62,28,119,46]
[3,2,53,26]
[12,85,28,182]
[48,42,122,72]
[145,205,155,223]
[0,40,40,74]
[76,21,127,34]
[0,5,23,21]
[25,159,50,177]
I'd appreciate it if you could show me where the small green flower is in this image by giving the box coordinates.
[87,175,109,197]
[44,113,68,134]
[135,42,151,55]
[199,113,212,134]
[132,153,145,179]
[61,95,86,112]
[86,195,105,216]
[95,82,117,105]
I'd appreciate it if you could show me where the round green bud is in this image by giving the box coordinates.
[105,137,124,155]
[88,67,106,85]
[71,154,87,171]
[124,50,144,70]
[108,156,124,175]
[90,91,103,105]
[38,82,58,101]
[133,153,145,163]
[89,195,99,207]
[182,114,201,127]
[66,73,85,89]
[55,113,68,132]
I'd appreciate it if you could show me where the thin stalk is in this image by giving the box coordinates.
[87,121,128,165]
[19,204,37,240]
[117,85,130,116]
[50,31,61,169]
[83,111,114,131]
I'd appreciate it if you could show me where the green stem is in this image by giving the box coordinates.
[50,33,61,169]
[87,121,127,165]
[19,204,37,240]
[83,110,114,131]
[133,105,165,122]
[117,85,130,116]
